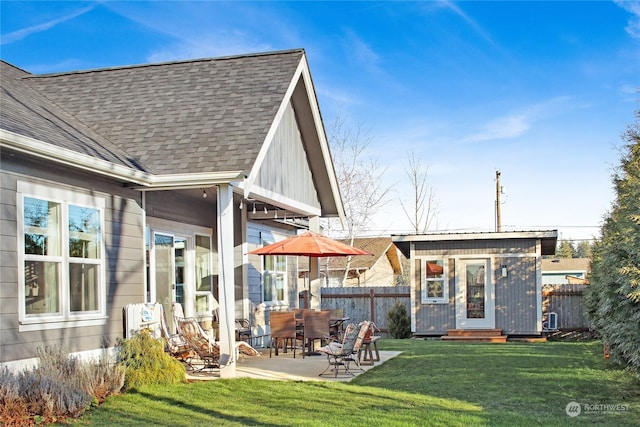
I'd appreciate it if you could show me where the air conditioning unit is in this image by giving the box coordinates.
[124,302,162,338]
[545,312,558,331]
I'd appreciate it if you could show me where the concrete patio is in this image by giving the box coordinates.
[186,348,401,382]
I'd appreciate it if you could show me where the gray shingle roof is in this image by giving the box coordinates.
[20,49,305,175]
[1,61,144,170]
[542,258,590,272]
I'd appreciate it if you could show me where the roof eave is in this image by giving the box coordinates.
[392,230,559,258]
[1,129,243,188]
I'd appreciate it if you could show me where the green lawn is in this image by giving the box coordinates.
[76,340,639,426]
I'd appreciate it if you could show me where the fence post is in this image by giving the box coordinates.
[370,288,375,322]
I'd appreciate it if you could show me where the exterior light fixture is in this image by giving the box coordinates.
[501,265,508,278]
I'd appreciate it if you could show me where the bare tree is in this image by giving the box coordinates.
[400,150,437,234]
[324,111,391,285]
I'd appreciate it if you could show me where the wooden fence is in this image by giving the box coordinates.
[320,286,411,337]
[542,284,590,331]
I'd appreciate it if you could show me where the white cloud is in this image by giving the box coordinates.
[146,34,272,63]
[460,96,575,144]
[1,4,97,45]
[615,0,640,39]
[441,0,497,47]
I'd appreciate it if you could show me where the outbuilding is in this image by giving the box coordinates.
[392,231,557,340]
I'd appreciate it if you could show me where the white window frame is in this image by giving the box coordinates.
[145,217,215,319]
[418,257,448,304]
[17,181,107,331]
[261,239,288,306]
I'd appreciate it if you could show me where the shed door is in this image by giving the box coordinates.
[456,259,495,329]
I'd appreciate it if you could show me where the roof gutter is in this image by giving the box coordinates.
[1,129,244,188]
[392,230,558,243]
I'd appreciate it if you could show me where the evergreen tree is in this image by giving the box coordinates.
[556,240,576,258]
[575,240,593,258]
[387,302,412,339]
[585,110,640,378]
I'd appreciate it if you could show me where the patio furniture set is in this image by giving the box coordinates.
[159,302,380,377]
[159,303,259,372]
[269,307,378,377]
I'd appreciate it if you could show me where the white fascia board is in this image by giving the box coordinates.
[1,129,244,189]
[392,230,558,243]
[248,183,322,216]
[139,173,245,190]
[1,129,151,185]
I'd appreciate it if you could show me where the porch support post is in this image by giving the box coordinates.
[217,183,236,378]
[308,216,321,310]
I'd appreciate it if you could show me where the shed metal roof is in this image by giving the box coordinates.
[392,230,558,258]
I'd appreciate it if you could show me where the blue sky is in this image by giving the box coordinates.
[2,1,639,242]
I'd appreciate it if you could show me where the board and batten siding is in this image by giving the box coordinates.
[246,222,299,335]
[494,256,538,334]
[412,238,541,335]
[1,153,145,364]
[254,103,320,210]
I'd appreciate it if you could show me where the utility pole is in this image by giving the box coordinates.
[495,170,501,232]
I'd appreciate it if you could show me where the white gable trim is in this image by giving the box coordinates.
[244,63,303,196]
[243,54,345,224]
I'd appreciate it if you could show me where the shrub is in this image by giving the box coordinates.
[387,301,412,339]
[0,345,125,426]
[116,329,186,390]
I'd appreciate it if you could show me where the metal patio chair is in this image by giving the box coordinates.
[318,320,370,377]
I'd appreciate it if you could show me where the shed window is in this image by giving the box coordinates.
[18,182,106,331]
[421,259,447,304]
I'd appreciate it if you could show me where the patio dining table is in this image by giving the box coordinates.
[296,315,350,356]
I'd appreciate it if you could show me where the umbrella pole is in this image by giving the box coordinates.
[308,255,311,309]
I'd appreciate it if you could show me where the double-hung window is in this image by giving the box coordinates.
[262,251,286,304]
[420,258,448,304]
[18,181,106,330]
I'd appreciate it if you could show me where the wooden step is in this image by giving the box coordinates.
[446,329,503,337]
[441,335,508,343]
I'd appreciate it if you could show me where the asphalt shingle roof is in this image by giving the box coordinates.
[20,50,304,175]
[542,258,591,272]
[1,61,143,170]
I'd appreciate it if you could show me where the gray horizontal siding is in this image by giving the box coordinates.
[1,153,146,363]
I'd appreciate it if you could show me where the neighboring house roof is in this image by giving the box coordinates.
[542,258,591,273]
[1,50,344,219]
[566,276,589,285]
[299,236,405,274]
[392,230,558,258]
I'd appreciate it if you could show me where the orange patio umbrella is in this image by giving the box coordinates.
[426,262,444,276]
[248,231,372,257]
[248,231,372,308]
